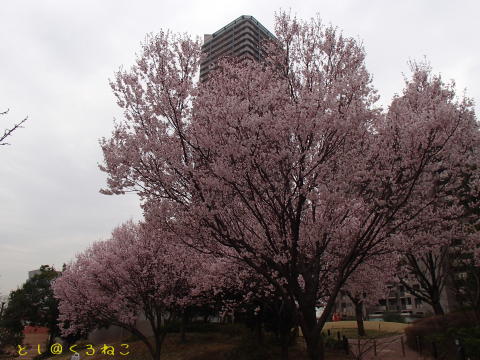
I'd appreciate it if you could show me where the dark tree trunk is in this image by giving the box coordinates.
[280,337,289,360]
[299,294,335,360]
[180,311,187,343]
[255,314,264,345]
[303,329,325,360]
[125,322,164,360]
[299,305,325,360]
[45,330,55,355]
[276,297,299,360]
[152,332,164,360]
[278,319,290,360]
[431,300,444,315]
[354,302,366,337]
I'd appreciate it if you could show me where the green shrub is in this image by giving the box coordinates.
[383,312,405,323]
[0,325,23,355]
[323,335,345,350]
[448,326,480,359]
[405,311,480,360]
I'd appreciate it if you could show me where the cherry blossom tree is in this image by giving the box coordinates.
[53,219,212,360]
[397,249,449,315]
[397,135,480,316]
[341,256,396,336]
[99,12,480,360]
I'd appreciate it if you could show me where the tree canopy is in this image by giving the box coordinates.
[93,12,480,360]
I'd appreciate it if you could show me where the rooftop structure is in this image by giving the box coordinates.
[28,269,41,279]
[200,15,275,81]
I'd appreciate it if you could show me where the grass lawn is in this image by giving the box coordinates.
[323,327,401,340]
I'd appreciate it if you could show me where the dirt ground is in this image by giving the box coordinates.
[10,332,351,360]
[4,323,424,360]
[7,332,49,360]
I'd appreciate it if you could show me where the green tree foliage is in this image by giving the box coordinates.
[0,265,66,355]
[0,302,23,354]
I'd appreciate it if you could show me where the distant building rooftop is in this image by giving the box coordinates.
[200,15,275,81]
[28,269,41,279]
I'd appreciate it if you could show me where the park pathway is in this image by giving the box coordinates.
[348,334,428,360]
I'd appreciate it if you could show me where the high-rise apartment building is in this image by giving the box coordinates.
[200,15,275,81]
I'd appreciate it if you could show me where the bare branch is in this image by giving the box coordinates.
[1,109,27,146]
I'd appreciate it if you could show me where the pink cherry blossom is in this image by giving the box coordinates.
[99,12,480,360]
[53,218,215,360]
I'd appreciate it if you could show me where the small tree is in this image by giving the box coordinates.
[0,265,60,354]
[342,257,395,336]
[54,219,213,360]
[0,299,23,355]
[397,150,480,316]
[397,249,449,315]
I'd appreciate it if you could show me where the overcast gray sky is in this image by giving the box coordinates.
[1,0,479,295]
